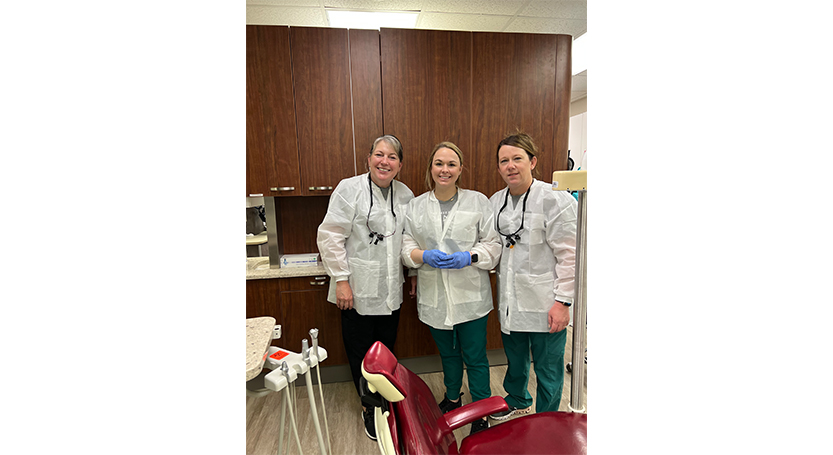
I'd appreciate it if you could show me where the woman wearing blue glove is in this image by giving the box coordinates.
[401,141,502,436]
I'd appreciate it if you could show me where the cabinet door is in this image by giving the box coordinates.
[486,272,503,350]
[290,27,357,196]
[381,28,472,196]
[246,25,302,197]
[350,29,384,173]
[471,32,557,198]
[393,286,439,359]
[279,276,348,366]
[246,279,283,347]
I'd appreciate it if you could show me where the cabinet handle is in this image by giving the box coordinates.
[309,281,328,286]
[308,186,333,191]
[249,194,264,197]
[270,187,295,191]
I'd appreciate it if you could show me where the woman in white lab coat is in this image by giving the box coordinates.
[401,141,502,436]
[488,132,577,421]
[316,135,414,441]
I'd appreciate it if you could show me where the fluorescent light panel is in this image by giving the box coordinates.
[326,10,418,30]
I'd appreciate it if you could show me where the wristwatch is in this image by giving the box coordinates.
[557,300,572,307]
[471,253,478,263]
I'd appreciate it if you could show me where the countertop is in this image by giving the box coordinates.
[246,256,328,280]
[246,316,276,381]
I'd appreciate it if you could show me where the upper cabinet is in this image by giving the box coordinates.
[349,29,384,173]
[471,32,560,198]
[246,25,302,197]
[246,26,571,199]
[381,28,473,197]
[290,27,357,196]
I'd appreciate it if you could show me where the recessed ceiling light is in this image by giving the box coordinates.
[326,9,419,30]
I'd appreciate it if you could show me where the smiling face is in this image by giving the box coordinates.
[367,139,402,188]
[430,147,462,190]
[498,145,537,193]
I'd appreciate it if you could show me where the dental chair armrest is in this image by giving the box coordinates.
[443,397,508,431]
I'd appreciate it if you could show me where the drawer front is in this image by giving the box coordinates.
[282,275,330,292]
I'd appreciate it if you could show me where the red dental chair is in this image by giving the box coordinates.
[360,341,587,455]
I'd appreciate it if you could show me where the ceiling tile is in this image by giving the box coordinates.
[417,12,511,32]
[422,0,526,15]
[246,6,328,26]
[571,72,587,91]
[520,0,586,19]
[323,0,424,11]
[504,17,586,37]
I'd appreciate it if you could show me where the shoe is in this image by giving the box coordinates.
[469,418,489,436]
[489,400,532,421]
[438,392,464,414]
[362,408,377,441]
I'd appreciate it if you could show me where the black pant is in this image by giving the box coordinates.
[341,308,401,397]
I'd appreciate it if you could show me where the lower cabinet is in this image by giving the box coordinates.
[246,274,505,367]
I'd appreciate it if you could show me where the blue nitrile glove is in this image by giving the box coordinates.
[422,249,451,268]
[442,251,471,269]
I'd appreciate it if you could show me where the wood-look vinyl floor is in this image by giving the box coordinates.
[247,326,587,455]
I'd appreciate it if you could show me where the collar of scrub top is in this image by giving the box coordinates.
[496,182,533,248]
[366,173,396,245]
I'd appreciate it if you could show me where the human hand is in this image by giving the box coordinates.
[441,251,471,269]
[422,249,451,268]
[548,302,570,333]
[409,275,417,297]
[336,280,354,310]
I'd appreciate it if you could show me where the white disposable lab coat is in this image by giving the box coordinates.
[489,179,577,334]
[317,173,415,315]
[401,189,502,330]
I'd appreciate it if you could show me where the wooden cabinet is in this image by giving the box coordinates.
[290,27,357,196]
[349,29,384,172]
[246,25,302,197]
[246,278,283,347]
[247,26,571,199]
[246,274,504,365]
[380,28,473,196]
[471,32,558,198]
[278,276,348,365]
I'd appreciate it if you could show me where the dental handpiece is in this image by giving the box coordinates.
[309,328,319,357]
[302,338,310,362]
[280,361,290,378]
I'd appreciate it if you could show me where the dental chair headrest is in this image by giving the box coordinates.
[361,341,407,403]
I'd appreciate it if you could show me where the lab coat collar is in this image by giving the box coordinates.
[428,188,462,242]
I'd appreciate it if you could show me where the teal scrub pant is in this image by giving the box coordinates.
[428,315,491,403]
[501,329,567,413]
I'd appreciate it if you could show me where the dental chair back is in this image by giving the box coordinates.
[361,342,460,455]
[362,341,588,455]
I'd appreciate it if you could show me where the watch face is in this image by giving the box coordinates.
[471,254,478,263]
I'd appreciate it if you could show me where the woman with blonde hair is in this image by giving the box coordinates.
[400,141,502,436]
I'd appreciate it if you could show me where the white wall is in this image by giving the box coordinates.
[569,98,587,170]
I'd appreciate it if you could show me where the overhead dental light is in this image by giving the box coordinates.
[326,9,419,30]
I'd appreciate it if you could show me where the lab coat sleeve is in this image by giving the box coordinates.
[471,193,502,270]
[400,199,423,269]
[316,182,356,282]
[546,193,578,303]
